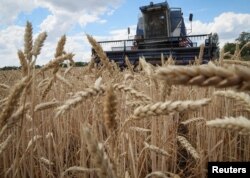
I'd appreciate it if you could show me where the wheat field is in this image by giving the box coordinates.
[0,22,250,178]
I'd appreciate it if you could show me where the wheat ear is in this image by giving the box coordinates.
[32,32,47,57]
[0,134,13,155]
[113,83,152,103]
[41,77,55,99]
[181,117,205,125]
[7,103,30,128]
[82,126,117,178]
[103,86,118,132]
[214,90,250,112]
[223,60,250,68]
[206,116,250,135]
[40,53,74,73]
[18,50,28,76]
[61,166,100,177]
[132,98,210,118]
[125,56,134,75]
[55,73,73,88]
[56,85,105,117]
[24,21,33,61]
[86,34,113,72]
[0,84,10,90]
[35,99,59,112]
[177,136,200,161]
[55,35,66,58]
[166,55,175,65]
[145,171,169,178]
[0,76,31,128]
[144,142,170,156]
[156,61,250,90]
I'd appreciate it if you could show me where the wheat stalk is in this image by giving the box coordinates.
[196,44,205,65]
[233,43,240,60]
[161,53,165,66]
[0,125,7,138]
[160,80,172,101]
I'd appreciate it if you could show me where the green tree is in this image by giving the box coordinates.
[224,42,236,55]
[224,32,250,60]
[236,32,250,58]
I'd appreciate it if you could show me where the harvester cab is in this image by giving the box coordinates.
[92,1,218,67]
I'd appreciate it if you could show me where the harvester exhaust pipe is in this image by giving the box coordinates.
[188,13,193,34]
[127,27,130,39]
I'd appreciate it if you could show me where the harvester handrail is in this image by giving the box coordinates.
[97,33,211,44]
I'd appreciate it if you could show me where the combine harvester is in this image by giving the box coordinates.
[92,1,218,66]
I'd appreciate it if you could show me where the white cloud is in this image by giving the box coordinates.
[186,12,250,46]
[37,0,122,14]
[0,0,125,67]
[37,0,123,38]
[92,25,136,51]
[31,32,93,65]
[0,26,24,67]
[0,0,35,25]
[0,25,91,67]
[109,25,136,40]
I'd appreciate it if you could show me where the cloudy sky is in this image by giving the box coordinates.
[0,0,250,67]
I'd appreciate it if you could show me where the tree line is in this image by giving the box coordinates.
[223,32,250,60]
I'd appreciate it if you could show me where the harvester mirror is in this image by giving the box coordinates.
[189,13,193,21]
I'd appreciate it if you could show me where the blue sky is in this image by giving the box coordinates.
[0,0,250,67]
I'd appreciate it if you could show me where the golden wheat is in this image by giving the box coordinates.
[177,135,200,161]
[206,116,250,135]
[156,61,250,90]
[132,98,210,118]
